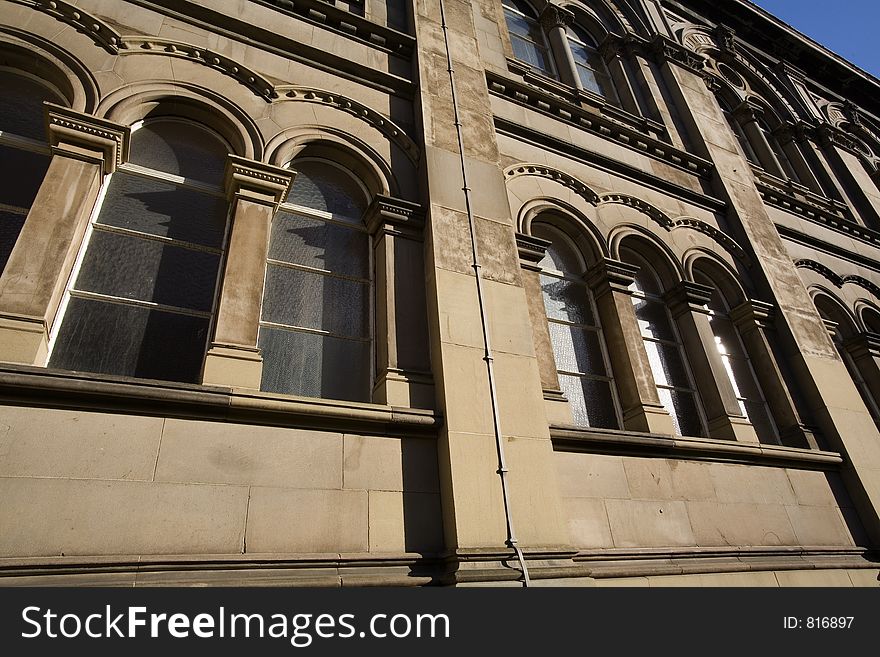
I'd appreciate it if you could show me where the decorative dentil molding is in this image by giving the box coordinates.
[224,155,294,206]
[505,165,601,205]
[45,103,130,173]
[26,0,124,54]
[795,259,880,299]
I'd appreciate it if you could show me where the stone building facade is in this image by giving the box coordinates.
[1,0,879,586]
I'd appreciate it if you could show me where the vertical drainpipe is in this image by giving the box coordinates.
[437,0,531,587]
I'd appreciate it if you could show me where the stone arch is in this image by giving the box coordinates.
[519,198,608,265]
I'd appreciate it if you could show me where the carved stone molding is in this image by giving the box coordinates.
[665,281,715,317]
[224,155,294,206]
[28,0,123,53]
[730,299,775,331]
[506,165,601,205]
[649,35,706,76]
[586,258,640,296]
[45,103,130,173]
[364,195,425,238]
[539,4,574,31]
[671,217,748,261]
[515,232,551,267]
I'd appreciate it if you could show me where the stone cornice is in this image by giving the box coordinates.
[44,103,130,174]
[224,155,294,206]
[364,195,425,238]
[755,173,853,226]
[487,71,714,179]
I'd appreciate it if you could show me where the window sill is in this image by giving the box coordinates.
[550,423,842,469]
[0,364,441,437]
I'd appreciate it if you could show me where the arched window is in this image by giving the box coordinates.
[258,158,372,402]
[0,69,59,274]
[755,115,800,183]
[694,271,778,443]
[718,96,758,164]
[503,0,556,78]
[533,222,620,428]
[49,118,231,383]
[622,247,705,437]
[566,25,616,101]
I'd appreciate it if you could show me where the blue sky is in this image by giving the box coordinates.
[751,1,880,77]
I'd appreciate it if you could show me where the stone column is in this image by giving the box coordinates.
[734,101,787,179]
[202,156,293,389]
[0,104,128,365]
[539,4,578,89]
[774,123,824,194]
[366,195,434,409]
[516,232,572,425]
[587,257,675,434]
[666,282,759,443]
[730,300,818,449]
[599,35,641,115]
[656,43,880,541]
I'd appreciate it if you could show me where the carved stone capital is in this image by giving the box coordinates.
[664,281,715,318]
[539,4,574,31]
[714,24,737,55]
[45,103,130,174]
[225,155,295,207]
[516,232,550,269]
[730,299,775,332]
[844,332,880,359]
[649,36,706,76]
[586,258,639,297]
[365,195,425,238]
[733,100,763,125]
[843,100,863,128]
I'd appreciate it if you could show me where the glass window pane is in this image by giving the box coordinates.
[0,71,62,141]
[50,296,210,383]
[129,121,228,185]
[76,230,221,312]
[262,265,368,338]
[99,171,228,249]
[287,160,367,220]
[0,145,51,211]
[541,276,594,325]
[258,326,370,402]
[549,323,606,377]
[0,208,27,275]
[744,400,778,443]
[658,388,703,437]
[633,298,677,342]
[559,374,618,429]
[269,211,368,278]
[644,340,691,388]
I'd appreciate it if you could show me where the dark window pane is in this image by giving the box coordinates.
[633,298,677,342]
[258,326,370,401]
[744,400,778,444]
[0,71,62,141]
[644,340,691,388]
[541,276,594,325]
[262,265,368,338]
[76,230,221,312]
[549,323,606,376]
[50,297,209,383]
[0,145,51,210]
[0,208,27,275]
[658,388,703,437]
[129,121,228,185]
[98,172,228,249]
[559,374,618,429]
[269,211,368,278]
[287,160,366,220]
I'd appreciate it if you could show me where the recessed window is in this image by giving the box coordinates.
[503,0,556,78]
[533,222,620,429]
[48,118,231,383]
[258,158,372,402]
[566,25,616,101]
[0,70,58,275]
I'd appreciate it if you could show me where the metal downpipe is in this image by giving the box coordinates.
[437,0,531,587]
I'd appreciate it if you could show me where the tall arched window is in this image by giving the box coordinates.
[622,247,705,437]
[49,118,231,383]
[718,96,758,164]
[503,0,556,78]
[695,271,778,443]
[566,25,616,101]
[258,158,372,402]
[756,115,800,183]
[533,222,620,428]
[0,70,59,274]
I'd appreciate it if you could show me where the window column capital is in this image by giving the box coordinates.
[586,257,639,297]
[730,299,775,332]
[539,3,574,31]
[224,155,295,207]
[45,103,130,175]
[515,232,550,270]
[664,281,715,318]
[844,332,880,359]
[365,195,425,239]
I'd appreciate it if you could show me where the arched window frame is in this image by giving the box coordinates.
[503,0,558,79]
[532,220,622,429]
[256,155,376,402]
[46,116,234,383]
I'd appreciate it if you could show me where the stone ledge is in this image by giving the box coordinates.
[550,424,843,469]
[0,364,441,437]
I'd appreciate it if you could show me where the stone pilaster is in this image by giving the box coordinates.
[539,4,578,89]
[587,257,675,434]
[202,156,293,389]
[0,104,129,365]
